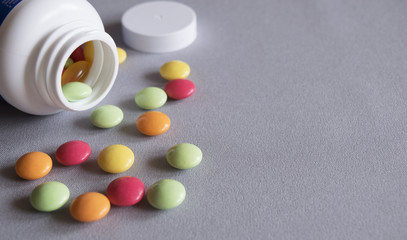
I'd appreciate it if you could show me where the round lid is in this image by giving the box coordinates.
[121,1,197,53]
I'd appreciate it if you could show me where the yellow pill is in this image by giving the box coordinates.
[117,47,127,64]
[83,41,94,64]
[97,144,134,173]
[61,61,90,86]
[159,60,190,81]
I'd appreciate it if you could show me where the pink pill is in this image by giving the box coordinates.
[106,176,145,206]
[70,46,85,62]
[55,140,91,166]
[164,79,196,100]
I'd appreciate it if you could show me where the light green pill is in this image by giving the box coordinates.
[166,143,203,169]
[30,181,70,212]
[90,105,124,128]
[64,57,74,69]
[62,82,92,102]
[135,87,167,109]
[147,179,186,210]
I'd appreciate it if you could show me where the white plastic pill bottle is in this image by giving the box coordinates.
[0,0,119,115]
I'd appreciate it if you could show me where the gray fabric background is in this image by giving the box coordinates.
[1,0,407,239]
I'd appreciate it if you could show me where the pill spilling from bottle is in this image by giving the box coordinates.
[14,59,202,222]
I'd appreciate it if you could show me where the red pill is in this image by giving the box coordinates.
[164,79,195,100]
[55,140,91,166]
[106,176,145,206]
[70,46,85,62]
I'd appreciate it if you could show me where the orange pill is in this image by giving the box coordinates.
[70,192,110,222]
[61,60,90,86]
[15,151,52,180]
[136,111,171,136]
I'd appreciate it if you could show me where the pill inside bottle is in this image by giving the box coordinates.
[59,41,115,104]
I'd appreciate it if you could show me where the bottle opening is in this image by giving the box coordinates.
[54,36,118,111]
[35,25,118,113]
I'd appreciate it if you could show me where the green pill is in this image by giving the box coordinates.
[30,181,70,212]
[135,87,167,109]
[90,105,124,128]
[147,179,186,210]
[64,57,74,69]
[62,82,92,102]
[166,143,203,169]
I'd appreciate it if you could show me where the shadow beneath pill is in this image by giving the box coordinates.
[118,98,137,112]
[73,116,94,130]
[118,123,152,140]
[134,197,160,213]
[145,72,166,86]
[147,155,179,173]
[0,164,23,182]
[80,159,110,176]
[51,206,77,224]
[50,207,89,230]
[12,196,36,214]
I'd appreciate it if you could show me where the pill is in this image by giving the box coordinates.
[70,192,110,222]
[15,151,52,180]
[136,111,170,136]
[70,46,85,62]
[55,140,91,166]
[64,57,74,69]
[135,87,167,110]
[166,143,202,169]
[30,181,70,212]
[97,144,134,173]
[62,82,92,102]
[160,60,190,81]
[106,176,145,206]
[90,105,124,128]
[117,47,127,64]
[83,41,94,64]
[61,61,90,86]
[164,79,196,100]
[147,179,186,210]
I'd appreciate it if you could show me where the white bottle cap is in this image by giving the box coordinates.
[121,1,197,53]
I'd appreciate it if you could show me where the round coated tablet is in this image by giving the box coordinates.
[55,140,91,166]
[106,176,145,206]
[166,143,202,169]
[15,151,52,180]
[117,47,127,64]
[160,61,191,81]
[30,181,70,212]
[164,79,195,99]
[135,87,167,109]
[90,105,124,128]
[147,179,186,210]
[64,58,74,69]
[97,144,134,173]
[61,60,90,86]
[83,41,94,64]
[62,82,92,102]
[70,192,110,222]
[136,111,171,136]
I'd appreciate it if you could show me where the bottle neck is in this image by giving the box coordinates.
[35,22,119,112]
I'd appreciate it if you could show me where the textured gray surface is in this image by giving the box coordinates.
[1,0,407,239]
